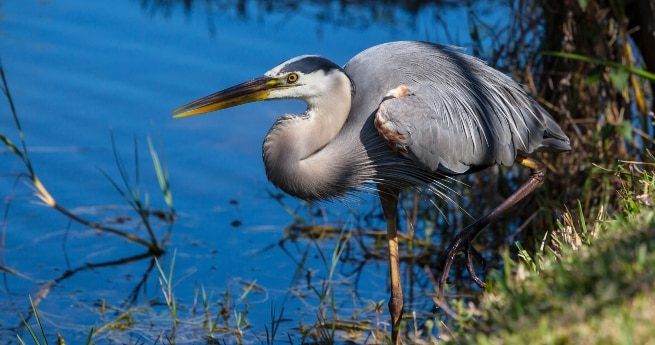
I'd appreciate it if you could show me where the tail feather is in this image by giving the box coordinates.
[538,105,571,152]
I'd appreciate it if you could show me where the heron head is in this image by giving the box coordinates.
[173,55,349,118]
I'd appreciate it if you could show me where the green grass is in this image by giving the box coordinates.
[18,296,94,345]
[444,168,655,345]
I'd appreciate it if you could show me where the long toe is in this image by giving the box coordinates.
[465,245,487,288]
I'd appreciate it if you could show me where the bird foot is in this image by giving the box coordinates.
[437,230,487,300]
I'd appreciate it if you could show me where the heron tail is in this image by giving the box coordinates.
[538,105,571,152]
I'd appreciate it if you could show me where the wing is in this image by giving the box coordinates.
[346,41,570,174]
[375,94,476,173]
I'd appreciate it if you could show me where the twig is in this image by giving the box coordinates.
[0,63,165,252]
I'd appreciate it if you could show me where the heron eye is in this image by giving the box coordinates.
[287,73,299,83]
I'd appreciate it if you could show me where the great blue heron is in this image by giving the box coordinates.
[173,41,570,344]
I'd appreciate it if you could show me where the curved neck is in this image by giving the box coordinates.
[263,73,355,199]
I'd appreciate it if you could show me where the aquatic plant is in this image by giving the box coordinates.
[0,63,175,255]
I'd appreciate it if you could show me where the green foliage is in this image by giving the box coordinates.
[445,169,655,345]
[148,137,174,211]
[154,250,178,324]
[17,296,94,345]
[543,51,655,82]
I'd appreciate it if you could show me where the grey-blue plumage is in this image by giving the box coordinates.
[259,41,569,200]
[349,42,570,172]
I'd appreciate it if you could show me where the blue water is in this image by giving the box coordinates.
[0,1,504,343]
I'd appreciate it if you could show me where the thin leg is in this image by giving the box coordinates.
[378,185,403,345]
[438,157,545,301]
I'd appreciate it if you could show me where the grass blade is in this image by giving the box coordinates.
[543,51,655,81]
[148,137,174,211]
[30,296,50,345]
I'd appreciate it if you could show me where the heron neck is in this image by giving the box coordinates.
[263,76,355,199]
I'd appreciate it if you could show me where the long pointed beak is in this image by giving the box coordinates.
[172,76,280,118]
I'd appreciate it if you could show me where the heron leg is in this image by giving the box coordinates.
[437,157,545,301]
[378,185,403,345]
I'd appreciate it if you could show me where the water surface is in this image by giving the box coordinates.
[0,1,502,342]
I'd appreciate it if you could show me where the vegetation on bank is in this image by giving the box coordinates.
[443,167,655,345]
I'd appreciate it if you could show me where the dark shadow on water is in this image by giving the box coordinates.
[136,0,499,36]
[15,252,156,331]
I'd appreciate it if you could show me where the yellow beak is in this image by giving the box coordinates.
[172,76,281,118]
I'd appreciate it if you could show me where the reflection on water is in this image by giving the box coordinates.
[139,0,462,21]
[137,0,499,40]
[0,0,507,343]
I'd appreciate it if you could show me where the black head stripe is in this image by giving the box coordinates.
[280,56,342,74]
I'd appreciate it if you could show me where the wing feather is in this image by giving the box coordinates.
[349,41,570,174]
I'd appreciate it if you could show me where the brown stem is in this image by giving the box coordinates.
[52,203,158,251]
